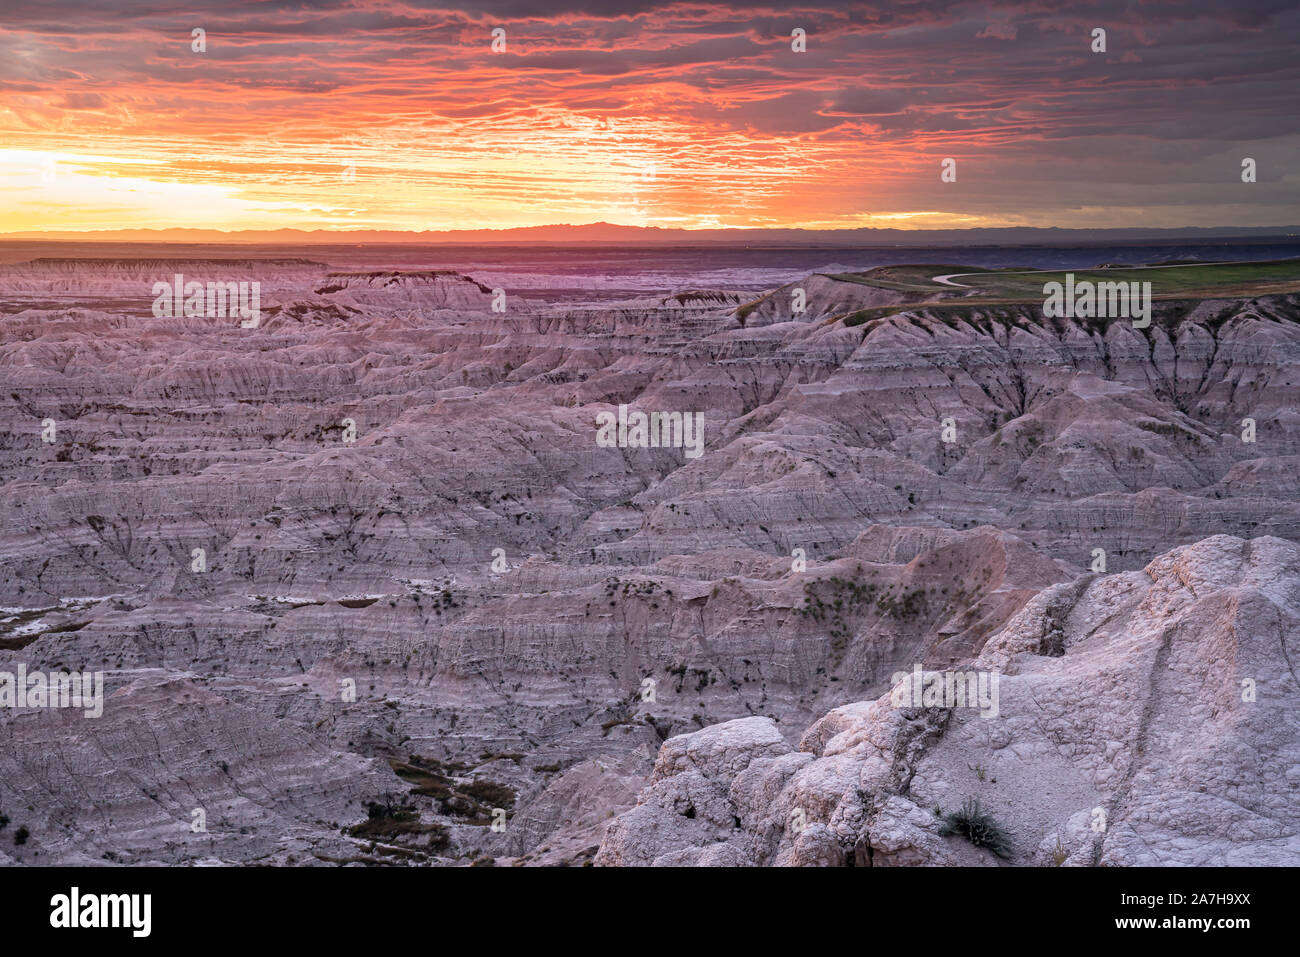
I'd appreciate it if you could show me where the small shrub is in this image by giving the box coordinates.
[13,826,30,846]
[938,799,1011,859]
[425,824,451,853]
[1049,836,1068,867]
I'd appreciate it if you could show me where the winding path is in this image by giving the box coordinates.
[931,258,1259,290]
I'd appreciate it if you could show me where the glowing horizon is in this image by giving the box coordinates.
[2,2,1297,235]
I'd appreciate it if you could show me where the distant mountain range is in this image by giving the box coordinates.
[4,222,1299,246]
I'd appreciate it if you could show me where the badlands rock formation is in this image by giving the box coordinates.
[0,256,1296,865]
[598,535,1300,866]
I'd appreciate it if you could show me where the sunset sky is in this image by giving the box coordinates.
[1,1,1297,234]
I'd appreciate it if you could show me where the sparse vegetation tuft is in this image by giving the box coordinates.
[938,799,1012,858]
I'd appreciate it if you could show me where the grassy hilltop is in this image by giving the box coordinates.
[825,258,1300,325]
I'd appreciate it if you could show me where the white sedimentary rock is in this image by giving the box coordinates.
[597,536,1300,866]
[0,257,1297,864]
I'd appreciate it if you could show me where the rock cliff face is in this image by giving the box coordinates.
[0,258,1296,865]
[597,535,1300,866]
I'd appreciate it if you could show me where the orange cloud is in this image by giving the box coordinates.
[2,1,1297,232]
